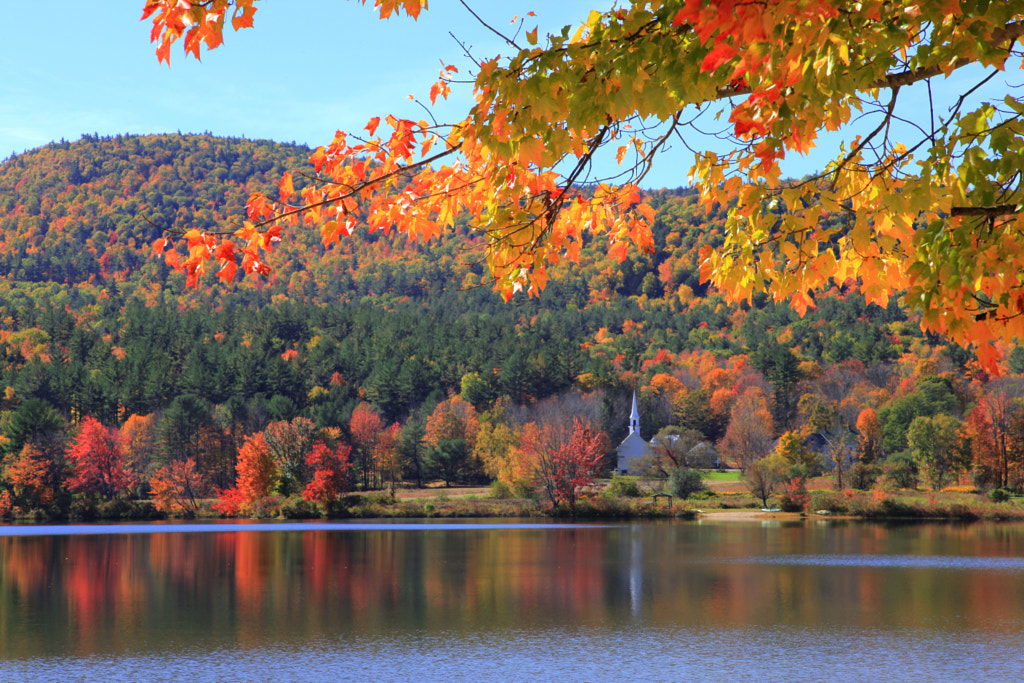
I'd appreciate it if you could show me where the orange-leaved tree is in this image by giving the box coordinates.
[144,1,1024,370]
[4,444,58,511]
[214,431,276,515]
[150,458,208,515]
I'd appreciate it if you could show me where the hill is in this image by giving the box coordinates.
[1,133,1018,515]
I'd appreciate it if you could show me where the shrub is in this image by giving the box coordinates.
[778,477,809,512]
[68,498,98,521]
[990,488,1011,503]
[604,474,643,498]
[490,480,514,499]
[847,463,881,490]
[249,495,283,519]
[666,467,706,499]
[280,496,319,519]
[882,451,918,489]
[809,490,847,513]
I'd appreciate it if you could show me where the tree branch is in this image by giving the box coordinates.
[950,204,1021,217]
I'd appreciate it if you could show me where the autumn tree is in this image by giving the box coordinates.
[743,457,785,509]
[718,388,774,470]
[214,431,276,515]
[772,428,821,476]
[121,412,159,489]
[349,402,384,488]
[520,417,608,512]
[855,408,882,464]
[423,395,482,485]
[475,401,526,493]
[4,444,58,511]
[150,458,208,515]
[645,426,704,476]
[66,416,136,500]
[372,423,403,495]
[262,417,320,495]
[303,441,353,509]
[963,380,1024,489]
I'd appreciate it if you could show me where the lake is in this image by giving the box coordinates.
[1,518,1023,682]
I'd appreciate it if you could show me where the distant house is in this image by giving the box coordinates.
[615,393,720,474]
[807,431,857,471]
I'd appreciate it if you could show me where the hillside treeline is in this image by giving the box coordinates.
[0,134,1021,518]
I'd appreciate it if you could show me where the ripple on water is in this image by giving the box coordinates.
[740,554,1024,572]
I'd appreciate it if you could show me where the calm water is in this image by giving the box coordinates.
[1,519,1023,682]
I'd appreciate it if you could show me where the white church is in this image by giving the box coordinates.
[615,393,650,475]
[615,393,720,475]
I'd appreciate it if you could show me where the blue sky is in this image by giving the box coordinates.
[0,1,1003,190]
[0,0,747,189]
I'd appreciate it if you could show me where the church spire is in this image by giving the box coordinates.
[629,392,640,435]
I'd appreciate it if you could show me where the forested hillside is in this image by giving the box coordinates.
[0,134,1020,518]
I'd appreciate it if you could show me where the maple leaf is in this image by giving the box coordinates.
[278,172,294,203]
[232,3,257,30]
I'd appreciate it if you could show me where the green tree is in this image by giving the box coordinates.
[906,414,967,491]
[879,376,961,453]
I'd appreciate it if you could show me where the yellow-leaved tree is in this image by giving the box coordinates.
[143,0,1024,369]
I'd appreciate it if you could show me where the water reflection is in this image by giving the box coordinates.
[0,520,1022,681]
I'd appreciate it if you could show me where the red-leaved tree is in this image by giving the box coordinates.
[349,402,384,488]
[522,417,607,512]
[66,417,135,500]
[303,441,353,508]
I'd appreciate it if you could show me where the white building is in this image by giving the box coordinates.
[615,392,720,474]
[615,393,649,475]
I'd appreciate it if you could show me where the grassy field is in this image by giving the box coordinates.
[701,471,742,482]
[21,475,1019,522]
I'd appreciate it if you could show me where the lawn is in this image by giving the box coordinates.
[702,470,742,482]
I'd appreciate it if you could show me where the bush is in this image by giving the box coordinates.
[604,474,643,498]
[809,491,847,514]
[490,480,514,499]
[847,463,881,490]
[280,497,319,519]
[990,488,1011,503]
[68,498,98,521]
[882,451,918,489]
[249,495,283,519]
[778,477,809,512]
[667,467,706,499]
[97,498,160,520]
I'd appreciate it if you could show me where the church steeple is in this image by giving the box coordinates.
[629,392,640,435]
